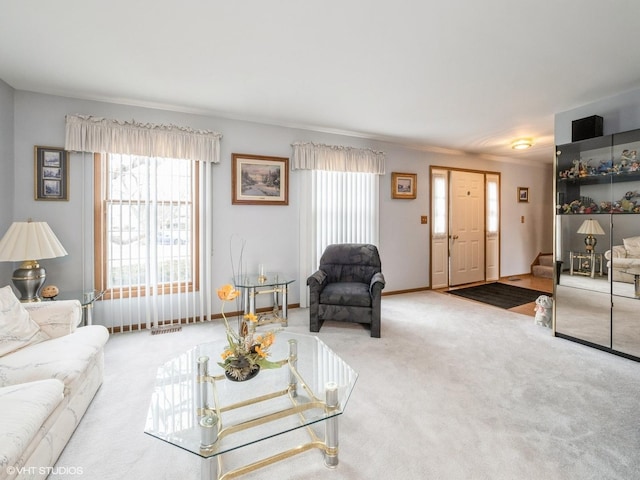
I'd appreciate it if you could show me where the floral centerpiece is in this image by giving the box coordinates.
[217,284,281,381]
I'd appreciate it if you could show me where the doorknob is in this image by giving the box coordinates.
[449,235,459,240]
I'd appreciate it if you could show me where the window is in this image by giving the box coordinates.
[487,178,499,233]
[94,153,199,298]
[432,172,447,236]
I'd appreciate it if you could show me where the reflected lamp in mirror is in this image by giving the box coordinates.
[0,221,68,302]
[576,219,605,253]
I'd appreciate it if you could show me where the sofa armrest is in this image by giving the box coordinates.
[605,245,627,260]
[24,300,82,338]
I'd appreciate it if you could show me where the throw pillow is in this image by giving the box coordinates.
[623,236,640,258]
[0,285,49,356]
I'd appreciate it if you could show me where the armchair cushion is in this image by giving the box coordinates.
[0,286,49,357]
[320,282,372,307]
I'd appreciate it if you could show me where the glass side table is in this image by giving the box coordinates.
[569,251,603,279]
[234,273,295,327]
[45,289,105,326]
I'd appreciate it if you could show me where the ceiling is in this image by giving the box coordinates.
[2,1,640,164]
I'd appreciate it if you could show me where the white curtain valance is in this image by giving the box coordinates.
[64,114,222,163]
[291,142,386,174]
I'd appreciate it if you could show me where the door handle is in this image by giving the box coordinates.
[449,235,459,240]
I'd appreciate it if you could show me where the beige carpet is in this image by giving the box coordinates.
[50,291,640,480]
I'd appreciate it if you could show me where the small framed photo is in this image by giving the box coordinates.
[391,172,417,199]
[35,146,68,200]
[518,187,529,203]
[232,153,289,205]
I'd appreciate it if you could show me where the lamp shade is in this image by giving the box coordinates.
[0,221,68,261]
[576,219,606,236]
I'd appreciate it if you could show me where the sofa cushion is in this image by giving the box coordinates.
[0,379,64,472]
[319,282,372,307]
[0,286,49,357]
[0,326,109,393]
[623,236,640,257]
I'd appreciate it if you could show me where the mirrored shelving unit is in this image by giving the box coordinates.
[554,128,640,360]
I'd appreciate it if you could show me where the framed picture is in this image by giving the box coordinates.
[391,172,417,199]
[518,187,529,203]
[35,146,68,200]
[232,153,289,205]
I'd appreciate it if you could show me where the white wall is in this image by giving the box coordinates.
[10,90,552,323]
[0,79,14,281]
[555,88,640,144]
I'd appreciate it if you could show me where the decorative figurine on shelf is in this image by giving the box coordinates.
[597,159,613,174]
[621,149,637,162]
[41,285,59,300]
[534,295,553,328]
[620,191,638,212]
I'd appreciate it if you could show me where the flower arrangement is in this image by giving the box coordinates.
[217,284,281,381]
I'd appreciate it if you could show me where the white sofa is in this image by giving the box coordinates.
[604,235,640,283]
[0,286,109,480]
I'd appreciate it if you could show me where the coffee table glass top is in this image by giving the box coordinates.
[144,332,357,458]
[234,272,295,288]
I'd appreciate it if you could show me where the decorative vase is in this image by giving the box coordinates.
[223,355,261,382]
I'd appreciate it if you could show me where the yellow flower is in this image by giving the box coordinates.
[244,312,258,323]
[255,345,267,358]
[261,332,275,348]
[218,284,239,301]
[221,349,233,360]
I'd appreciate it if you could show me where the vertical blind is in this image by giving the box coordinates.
[292,142,385,307]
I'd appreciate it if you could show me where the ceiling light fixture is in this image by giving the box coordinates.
[511,138,533,150]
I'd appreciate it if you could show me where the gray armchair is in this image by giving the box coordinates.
[307,243,385,337]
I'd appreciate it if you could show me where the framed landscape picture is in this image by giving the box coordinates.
[231,153,289,205]
[34,146,68,200]
[391,172,417,199]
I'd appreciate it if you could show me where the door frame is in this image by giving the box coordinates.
[429,166,501,288]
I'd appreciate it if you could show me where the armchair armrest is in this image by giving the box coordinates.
[24,300,82,339]
[307,270,328,289]
[370,272,386,293]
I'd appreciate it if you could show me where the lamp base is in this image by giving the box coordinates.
[12,260,46,302]
[584,235,597,253]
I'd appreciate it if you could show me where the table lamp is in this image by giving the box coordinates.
[0,221,68,302]
[576,218,605,253]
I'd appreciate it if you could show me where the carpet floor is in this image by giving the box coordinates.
[448,282,550,309]
[50,291,640,480]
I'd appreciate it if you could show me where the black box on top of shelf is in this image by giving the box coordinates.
[572,115,603,142]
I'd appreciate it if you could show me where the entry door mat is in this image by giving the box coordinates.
[447,282,550,309]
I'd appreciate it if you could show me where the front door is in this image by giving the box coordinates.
[449,170,485,286]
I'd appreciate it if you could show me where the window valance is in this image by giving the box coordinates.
[291,142,385,174]
[64,114,222,163]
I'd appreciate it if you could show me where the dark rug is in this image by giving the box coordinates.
[447,282,550,309]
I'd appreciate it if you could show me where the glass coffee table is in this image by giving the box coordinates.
[144,332,358,480]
